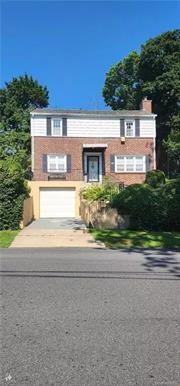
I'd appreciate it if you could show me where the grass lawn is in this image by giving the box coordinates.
[90,229,180,249]
[0,230,19,248]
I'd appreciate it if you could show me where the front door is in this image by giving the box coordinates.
[87,156,99,182]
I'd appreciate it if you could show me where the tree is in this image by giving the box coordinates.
[103,30,180,173]
[0,74,48,133]
[103,51,140,110]
[139,30,180,169]
[164,115,180,177]
[0,131,31,178]
[0,75,49,177]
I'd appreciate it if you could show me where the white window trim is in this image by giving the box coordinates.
[115,155,146,173]
[47,154,67,173]
[52,118,62,136]
[125,119,135,137]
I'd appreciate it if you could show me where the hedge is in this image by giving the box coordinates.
[145,169,166,188]
[0,162,29,230]
[111,179,180,231]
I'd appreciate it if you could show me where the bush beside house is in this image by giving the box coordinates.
[145,169,166,188]
[0,161,30,230]
[82,178,120,202]
[81,172,180,232]
[111,176,180,231]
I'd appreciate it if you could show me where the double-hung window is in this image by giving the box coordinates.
[48,155,67,173]
[52,119,62,136]
[115,156,125,172]
[125,120,135,137]
[115,155,146,173]
[135,156,145,172]
[126,156,134,171]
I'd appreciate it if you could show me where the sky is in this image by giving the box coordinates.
[1,0,180,109]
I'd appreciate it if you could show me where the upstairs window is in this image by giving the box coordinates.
[115,155,146,173]
[47,155,66,172]
[125,120,135,137]
[52,119,62,136]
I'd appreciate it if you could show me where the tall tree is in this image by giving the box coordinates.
[0,75,49,177]
[103,51,140,110]
[139,30,180,169]
[103,30,180,173]
[163,115,180,178]
[0,74,48,133]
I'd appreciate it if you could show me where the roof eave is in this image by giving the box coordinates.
[30,110,157,118]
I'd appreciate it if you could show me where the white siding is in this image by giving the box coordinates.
[31,115,156,138]
[31,116,47,136]
[67,118,120,137]
[140,119,155,137]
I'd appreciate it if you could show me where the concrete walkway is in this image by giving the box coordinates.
[10,219,104,248]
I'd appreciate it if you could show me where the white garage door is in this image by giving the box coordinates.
[40,188,76,218]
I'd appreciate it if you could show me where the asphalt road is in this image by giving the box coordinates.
[0,247,180,386]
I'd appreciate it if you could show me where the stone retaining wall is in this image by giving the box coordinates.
[80,199,129,229]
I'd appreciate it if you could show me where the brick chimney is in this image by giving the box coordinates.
[141,97,152,113]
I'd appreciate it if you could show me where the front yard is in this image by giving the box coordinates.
[90,229,180,249]
[0,230,19,248]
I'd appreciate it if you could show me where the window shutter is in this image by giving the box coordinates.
[67,155,71,173]
[47,117,51,135]
[120,119,125,137]
[42,154,47,172]
[135,119,140,137]
[62,118,67,136]
[146,155,151,172]
[110,154,115,172]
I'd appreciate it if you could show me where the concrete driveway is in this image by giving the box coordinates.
[10,218,104,248]
[27,218,86,230]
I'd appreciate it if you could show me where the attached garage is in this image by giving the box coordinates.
[40,187,76,218]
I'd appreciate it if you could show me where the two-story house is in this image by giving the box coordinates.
[30,98,156,218]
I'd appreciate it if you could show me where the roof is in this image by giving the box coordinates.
[31,108,156,118]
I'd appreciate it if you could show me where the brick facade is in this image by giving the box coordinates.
[33,137,155,185]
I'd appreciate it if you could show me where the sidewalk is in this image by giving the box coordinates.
[10,228,105,248]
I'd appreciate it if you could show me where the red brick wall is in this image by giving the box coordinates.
[33,137,155,185]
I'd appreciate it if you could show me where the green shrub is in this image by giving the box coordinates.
[111,179,180,231]
[0,161,29,230]
[161,179,180,231]
[82,178,119,202]
[112,184,165,230]
[145,169,166,188]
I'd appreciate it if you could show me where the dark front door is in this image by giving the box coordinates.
[87,156,99,182]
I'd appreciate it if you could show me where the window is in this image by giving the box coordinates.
[135,156,144,172]
[48,155,66,172]
[52,119,62,136]
[115,155,146,173]
[125,120,135,137]
[126,156,134,171]
[115,156,125,172]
